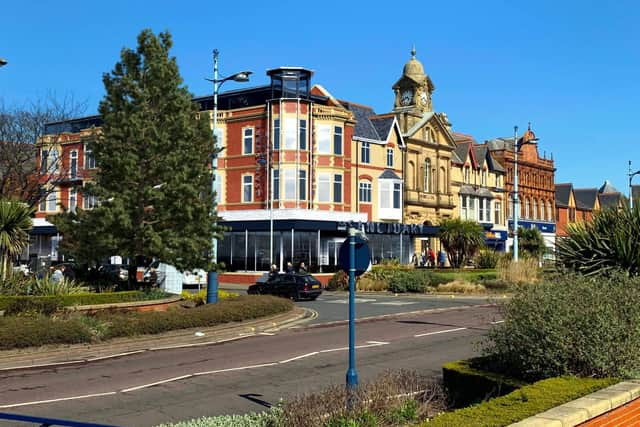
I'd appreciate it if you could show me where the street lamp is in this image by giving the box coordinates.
[205,49,252,304]
[0,58,7,67]
[629,161,640,209]
[512,123,539,262]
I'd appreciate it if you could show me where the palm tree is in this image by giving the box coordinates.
[0,200,34,280]
[438,218,485,268]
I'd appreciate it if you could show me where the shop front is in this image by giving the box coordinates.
[217,210,439,273]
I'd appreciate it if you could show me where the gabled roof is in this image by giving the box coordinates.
[598,180,619,194]
[599,192,623,209]
[453,142,472,166]
[370,116,395,142]
[379,169,401,180]
[344,103,380,141]
[555,183,573,207]
[473,145,488,168]
[573,188,599,211]
[404,112,435,138]
[452,132,476,145]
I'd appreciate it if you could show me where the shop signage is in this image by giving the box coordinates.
[508,220,556,234]
[485,230,507,241]
[336,221,431,235]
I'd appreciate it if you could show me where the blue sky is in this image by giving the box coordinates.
[2,0,639,194]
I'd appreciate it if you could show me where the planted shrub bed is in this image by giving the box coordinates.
[0,291,171,314]
[0,295,293,350]
[422,376,616,427]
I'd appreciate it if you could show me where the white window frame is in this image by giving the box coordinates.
[214,172,223,204]
[460,195,468,220]
[48,149,59,174]
[299,119,307,150]
[333,174,343,203]
[317,124,331,154]
[379,179,402,220]
[334,126,343,155]
[533,199,538,220]
[47,191,57,212]
[359,181,372,203]
[272,169,280,200]
[84,144,96,169]
[424,159,431,192]
[284,169,296,200]
[464,166,470,184]
[70,150,78,179]
[480,198,490,222]
[547,201,553,221]
[299,169,307,200]
[69,188,77,213]
[318,173,331,202]
[494,201,502,225]
[242,175,253,202]
[284,118,297,150]
[387,148,394,168]
[361,142,370,164]
[243,127,254,155]
[481,169,487,186]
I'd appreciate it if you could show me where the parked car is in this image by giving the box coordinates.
[102,264,129,281]
[247,273,322,301]
[182,269,207,288]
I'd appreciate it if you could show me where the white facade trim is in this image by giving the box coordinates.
[219,209,367,223]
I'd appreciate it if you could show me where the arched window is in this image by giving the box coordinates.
[424,159,431,192]
[532,199,537,220]
[439,166,446,193]
[407,161,415,189]
[547,200,553,221]
[525,198,530,218]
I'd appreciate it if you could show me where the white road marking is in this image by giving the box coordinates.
[87,350,146,362]
[0,392,117,409]
[319,341,389,353]
[121,374,194,392]
[149,335,252,351]
[0,360,84,371]
[259,332,275,336]
[279,352,319,363]
[414,327,468,337]
[371,301,418,306]
[193,363,278,376]
[324,298,377,304]
[491,320,505,324]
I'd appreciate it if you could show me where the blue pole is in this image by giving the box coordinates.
[346,227,358,407]
[207,49,220,304]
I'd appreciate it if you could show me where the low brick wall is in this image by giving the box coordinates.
[579,396,640,426]
[63,295,182,314]
[219,272,334,286]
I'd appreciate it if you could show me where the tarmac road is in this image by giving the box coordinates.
[0,304,501,427]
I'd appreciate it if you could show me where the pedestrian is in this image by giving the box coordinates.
[411,253,418,267]
[438,249,447,268]
[51,266,63,284]
[298,261,308,274]
[61,264,76,281]
[420,251,426,267]
[428,248,436,268]
[269,264,278,279]
[286,261,294,273]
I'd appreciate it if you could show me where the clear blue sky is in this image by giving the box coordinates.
[2,0,639,195]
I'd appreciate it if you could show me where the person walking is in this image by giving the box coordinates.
[286,261,294,273]
[298,261,308,274]
[51,266,63,284]
[438,249,447,268]
[428,248,436,268]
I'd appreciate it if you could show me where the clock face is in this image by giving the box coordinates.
[400,89,413,106]
[420,91,428,104]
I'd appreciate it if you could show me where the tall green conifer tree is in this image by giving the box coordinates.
[56,29,219,271]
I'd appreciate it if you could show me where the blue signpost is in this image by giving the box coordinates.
[338,227,371,409]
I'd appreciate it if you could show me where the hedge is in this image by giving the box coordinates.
[0,291,166,313]
[423,376,617,427]
[0,295,293,349]
[442,358,526,408]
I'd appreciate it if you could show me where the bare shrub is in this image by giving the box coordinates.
[496,257,539,285]
[280,370,445,427]
[436,280,486,294]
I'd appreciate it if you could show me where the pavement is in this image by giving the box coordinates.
[0,305,312,372]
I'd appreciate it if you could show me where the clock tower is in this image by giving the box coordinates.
[392,47,435,113]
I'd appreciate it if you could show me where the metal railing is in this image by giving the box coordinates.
[0,412,120,427]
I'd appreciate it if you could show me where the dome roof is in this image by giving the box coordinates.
[521,123,537,143]
[402,46,425,80]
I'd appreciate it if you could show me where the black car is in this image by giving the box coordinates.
[247,273,323,301]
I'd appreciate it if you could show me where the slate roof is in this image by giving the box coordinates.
[555,183,573,207]
[573,188,599,210]
[343,103,381,141]
[487,152,505,173]
[379,169,401,180]
[370,116,395,142]
[452,132,476,144]
[453,142,471,165]
[486,137,515,152]
[599,192,622,209]
[598,180,619,194]
[473,145,487,168]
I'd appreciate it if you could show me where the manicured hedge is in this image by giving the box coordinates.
[423,376,617,427]
[0,291,165,312]
[442,358,526,408]
[0,295,293,349]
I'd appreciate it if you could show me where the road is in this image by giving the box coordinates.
[0,304,500,427]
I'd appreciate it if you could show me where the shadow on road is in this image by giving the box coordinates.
[239,393,273,408]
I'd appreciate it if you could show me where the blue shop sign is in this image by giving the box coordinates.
[485,230,507,241]
[508,220,556,234]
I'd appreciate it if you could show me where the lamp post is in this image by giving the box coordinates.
[205,49,252,304]
[629,161,640,209]
[0,58,7,67]
[512,124,538,262]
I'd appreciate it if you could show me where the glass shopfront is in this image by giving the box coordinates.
[217,220,437,273]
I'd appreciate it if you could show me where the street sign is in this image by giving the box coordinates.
[338,236,371,276]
